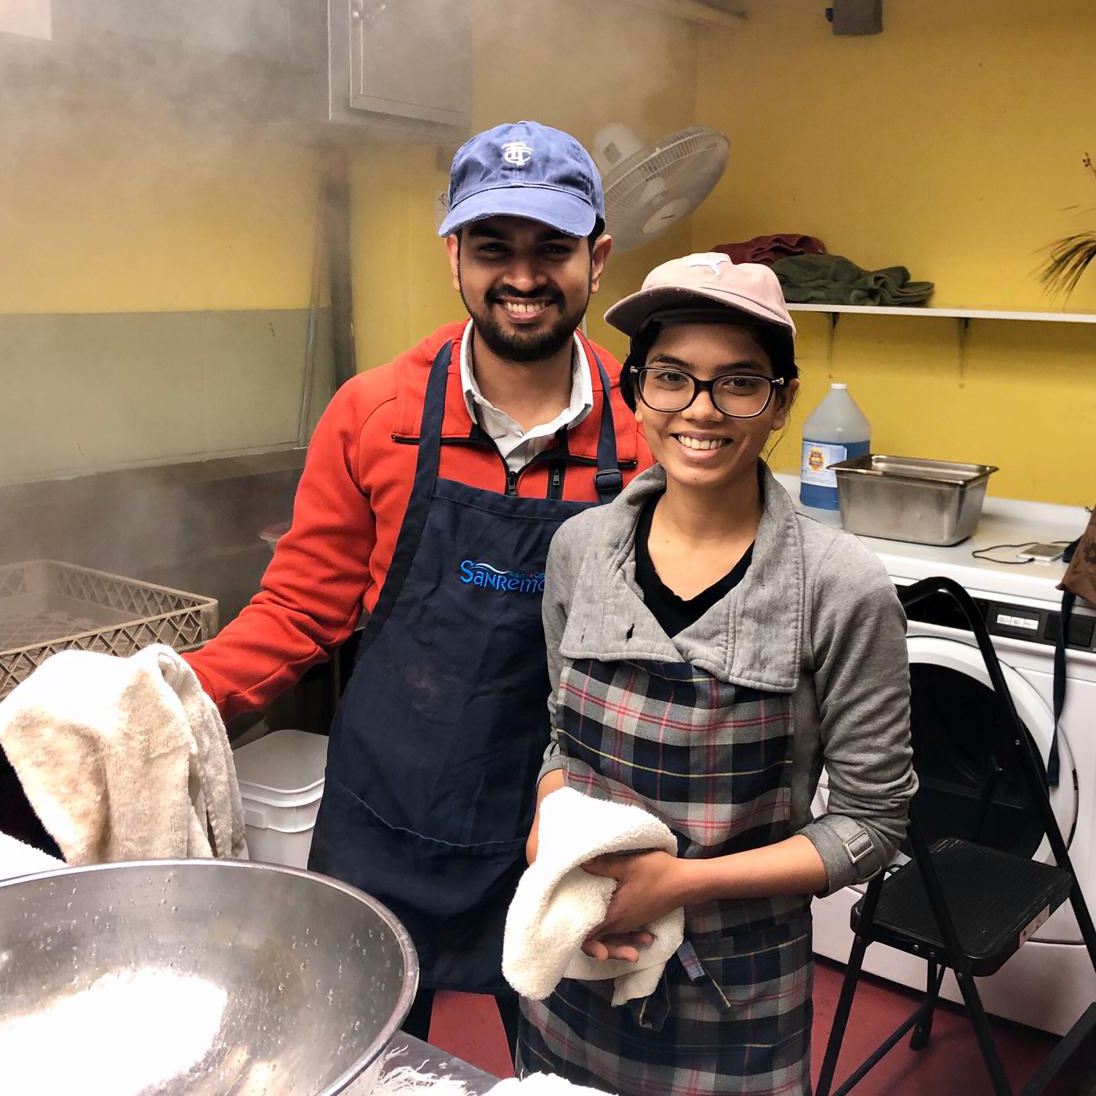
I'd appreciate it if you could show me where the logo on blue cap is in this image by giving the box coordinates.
[501,140,534,168]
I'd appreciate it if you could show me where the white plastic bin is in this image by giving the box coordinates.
[232,729,328,869]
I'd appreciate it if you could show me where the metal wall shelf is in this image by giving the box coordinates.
[787,303,1096,324]
[786,303,1096,389]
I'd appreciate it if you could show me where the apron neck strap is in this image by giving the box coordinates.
[420,336,624,505]
[587,347,624,504]
[414,338,455,486]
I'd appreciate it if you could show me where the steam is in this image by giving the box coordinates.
[0,1,52,42]
[0,0,702,594]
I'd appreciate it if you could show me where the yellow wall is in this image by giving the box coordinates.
[0,83,323,481]
[0,92,319,315]
[693,0,1096,505]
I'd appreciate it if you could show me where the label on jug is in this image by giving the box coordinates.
[800,441,847,488]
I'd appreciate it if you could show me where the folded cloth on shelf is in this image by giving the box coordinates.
[772,253,934,305]
[714,233,827,265]
[0,645,247,865]
[0,830,65,881]
[503,786,683,1007]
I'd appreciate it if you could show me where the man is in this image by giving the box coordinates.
[184,120,651,1048]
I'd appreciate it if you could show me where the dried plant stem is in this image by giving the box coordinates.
[1037,152,1096,298]
[1039,231,1096,297]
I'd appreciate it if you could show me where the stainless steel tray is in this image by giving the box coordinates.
[832,455,998,546]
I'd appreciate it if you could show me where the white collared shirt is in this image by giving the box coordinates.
[459,322,594,473]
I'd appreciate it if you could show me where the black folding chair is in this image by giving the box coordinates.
[816,576,1096,1096]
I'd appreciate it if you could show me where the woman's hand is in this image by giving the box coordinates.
[580,850,696,961]
[581,931,656,963]
[526,770,566,864]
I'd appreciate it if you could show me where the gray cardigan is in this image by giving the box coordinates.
[539,463,917,894]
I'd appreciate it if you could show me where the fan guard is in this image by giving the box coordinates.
[599,125,729,251]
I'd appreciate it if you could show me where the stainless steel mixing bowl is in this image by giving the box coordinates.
[0,859,419,1095]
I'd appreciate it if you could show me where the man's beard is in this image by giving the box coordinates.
[461,281,589,364]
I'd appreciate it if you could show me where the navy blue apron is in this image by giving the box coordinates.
[309,339,622,993]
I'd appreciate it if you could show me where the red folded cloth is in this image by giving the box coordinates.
[713,234,827,266]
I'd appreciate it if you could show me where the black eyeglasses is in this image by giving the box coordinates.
[631,366,786,418]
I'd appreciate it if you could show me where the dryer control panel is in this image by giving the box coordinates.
[903,592,1096,654]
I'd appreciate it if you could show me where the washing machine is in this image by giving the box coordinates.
[784,479,1096,1036]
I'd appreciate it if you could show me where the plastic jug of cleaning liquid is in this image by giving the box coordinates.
[799,383,871,511]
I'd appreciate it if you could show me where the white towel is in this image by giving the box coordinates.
[503,787,684,1007]
[368,1063,610,1096]
[0,644,247,865]
[0,830,65,881]
[490,1075,612,1096]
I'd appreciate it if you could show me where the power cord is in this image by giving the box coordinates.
[971,540,1072,565]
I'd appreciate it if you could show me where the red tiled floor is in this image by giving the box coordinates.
[427,958,1065,1092]
[429,990,516,1079]
[809,957,1058,1094]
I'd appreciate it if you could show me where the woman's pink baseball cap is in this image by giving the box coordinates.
[604,252,796,336]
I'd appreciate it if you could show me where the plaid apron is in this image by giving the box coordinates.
[517,657,813,1096]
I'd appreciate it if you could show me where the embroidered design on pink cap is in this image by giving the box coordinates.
[686,254,730,277]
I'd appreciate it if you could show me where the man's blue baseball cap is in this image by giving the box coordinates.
[438,120,605,239]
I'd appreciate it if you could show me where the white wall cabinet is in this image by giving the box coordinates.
[343,0,470,130]
[9,1,471,140]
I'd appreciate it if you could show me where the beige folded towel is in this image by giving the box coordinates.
[0,645,247,864]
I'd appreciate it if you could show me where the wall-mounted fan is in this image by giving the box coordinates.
[593,123,730,252]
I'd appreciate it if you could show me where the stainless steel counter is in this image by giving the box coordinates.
[382,1033,501,1096]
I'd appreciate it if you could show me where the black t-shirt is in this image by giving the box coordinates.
[634,494,754,637]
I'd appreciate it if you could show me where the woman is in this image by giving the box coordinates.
[518,254,916,1095]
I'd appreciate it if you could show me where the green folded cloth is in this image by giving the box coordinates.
[772,254,934,306]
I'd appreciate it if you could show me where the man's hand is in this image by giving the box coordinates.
[580,849,695,961]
